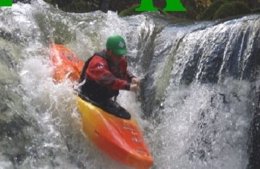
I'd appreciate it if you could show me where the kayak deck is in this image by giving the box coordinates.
[50,44,84,82]
[49,43,153,169]
[77,96,153,169]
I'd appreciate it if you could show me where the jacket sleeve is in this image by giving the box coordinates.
[86,56,130,90]
[127,70,135,82]
[119,57,135,82]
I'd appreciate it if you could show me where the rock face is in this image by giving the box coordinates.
[43,0,138,12]
[13,0,31,3]
[248,0,260,8]
[199,0,252,20]
[13,0,260,20]
[213,1,251,19]
[43,0,189,13]
[42,0,198,19]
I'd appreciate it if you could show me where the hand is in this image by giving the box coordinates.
[131,78,140,86]
[130,83,140,93]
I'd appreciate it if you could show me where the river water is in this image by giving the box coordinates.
[1,1,260,169]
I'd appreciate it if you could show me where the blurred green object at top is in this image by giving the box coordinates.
[0,0,12,6]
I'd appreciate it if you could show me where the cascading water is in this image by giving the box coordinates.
[141,15,260,169]
[0,1,259,169]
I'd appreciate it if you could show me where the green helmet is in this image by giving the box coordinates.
[106,35,127,56]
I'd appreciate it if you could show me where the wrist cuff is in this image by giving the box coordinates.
[125,83,130,90]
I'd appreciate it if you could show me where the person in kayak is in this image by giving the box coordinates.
[78,35,140,119]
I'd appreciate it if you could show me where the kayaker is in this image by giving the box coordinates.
[78,35,140,119]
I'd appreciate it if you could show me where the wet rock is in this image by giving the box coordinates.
[213,1,251,20]
[13,0,31,4]
[199,1,251,20]
[0,116,31,165]
[198,0,224,20]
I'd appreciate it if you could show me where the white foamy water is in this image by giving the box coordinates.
[149,79,251,169]
[1,1,259,169]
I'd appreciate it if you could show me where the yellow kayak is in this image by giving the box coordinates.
[50,43,153,169]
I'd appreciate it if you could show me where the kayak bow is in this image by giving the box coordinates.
[49,43,153,169]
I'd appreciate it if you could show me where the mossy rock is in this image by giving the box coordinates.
[119,4,143,17]
[64,0,90,12]
[44,0,91,13]
[119,4,172,17]
[213,1,251,19]
[198,0,225,20]
[251,8,260,14]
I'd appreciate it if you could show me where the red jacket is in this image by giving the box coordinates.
[85,53,134,91]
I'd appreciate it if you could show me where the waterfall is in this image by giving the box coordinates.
[0,1,259,168]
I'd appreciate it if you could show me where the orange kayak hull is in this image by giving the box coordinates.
[49,44,84,82]
[77,97,153,169]
[49,44,153,169]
